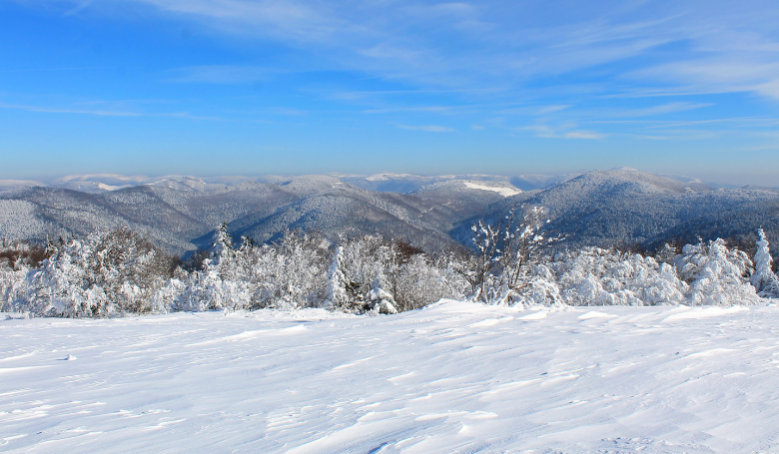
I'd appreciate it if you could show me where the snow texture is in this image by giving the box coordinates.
[2,301,779,453]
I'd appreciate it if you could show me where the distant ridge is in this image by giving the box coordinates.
[2,169,778,255]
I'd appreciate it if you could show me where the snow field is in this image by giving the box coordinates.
[2,301,779,453]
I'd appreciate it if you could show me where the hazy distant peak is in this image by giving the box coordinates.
[8,170,731,197]
[271,175,354,197]
[56,174,150,184]
[554,169,713,196]
[365,173,418,182]
[0,179,45,188]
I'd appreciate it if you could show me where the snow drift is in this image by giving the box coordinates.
[2,302,779,453]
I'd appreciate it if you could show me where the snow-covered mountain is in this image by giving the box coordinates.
[452,168,778,250]
[0,175,509,253]
[1,169,777,254]
[37,172,563,195]
[0,179,45,193]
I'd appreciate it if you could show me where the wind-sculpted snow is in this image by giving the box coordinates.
[2,301,779,453]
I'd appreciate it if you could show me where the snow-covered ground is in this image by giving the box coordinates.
[2,301,779,453]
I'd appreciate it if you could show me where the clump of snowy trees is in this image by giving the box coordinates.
[2,207,779,318]
[0,224,469,317]
[467,207,772,307]
[1,228,173,317]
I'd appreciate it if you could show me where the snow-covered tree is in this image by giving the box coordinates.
[6,228,172,317]
[368,274,398,314]
[0,240,48,312]
[471,219,501,302]
[324,246,350,310]
[0,267,29,312]
[470,206,557,305]
[676,238,758,305]
[25,238,113,317]
[252,231,328,309]
[394,255,444,311]
[4,221,774,318]
[751,229,779,298]
[209,222,234,268]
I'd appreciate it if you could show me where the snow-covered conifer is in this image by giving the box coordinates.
[751,229,779,298]
[209,222,234,268]
[324,246,350,310]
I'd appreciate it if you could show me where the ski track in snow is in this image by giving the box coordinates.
[1,301,779,453]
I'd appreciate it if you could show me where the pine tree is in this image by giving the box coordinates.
[751,229,779,298]
[210,222,234,267]
[324,246,349,310]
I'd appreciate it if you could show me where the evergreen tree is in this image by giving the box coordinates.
[324,246,349,310]
[751,229,779,298]
[210,222,234,267]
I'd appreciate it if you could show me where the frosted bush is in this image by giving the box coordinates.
[676,239,758,306]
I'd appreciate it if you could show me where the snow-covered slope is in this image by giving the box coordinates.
[343,173,527,194]
[462,181,521,197]
[2,301,778,453]
[453,169,779,250]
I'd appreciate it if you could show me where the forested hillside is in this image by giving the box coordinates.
[2,170,779,259]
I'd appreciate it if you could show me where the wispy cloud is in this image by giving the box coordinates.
[34,0,779,104]
[587,117,779,128]
[538,105,571,114]
[563,130,606,139]
[166,65,279,84]
[496,105,571,116]
[364,106,463,114]
[0,66,109,73]
[611,102,713,118]
[132,0,349,44]
[157,112,228,121]
[0,102,231,121]
[630,58,779,100]
[11,0,779,167]
[396,124,454,133]
[522,124,606,140]
[0,102,142,117]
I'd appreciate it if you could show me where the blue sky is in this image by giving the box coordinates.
[2,0,779,185]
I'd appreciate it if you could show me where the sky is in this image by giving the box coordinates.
[1,0,779,185]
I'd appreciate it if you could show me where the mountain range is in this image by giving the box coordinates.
[1,169,777,256]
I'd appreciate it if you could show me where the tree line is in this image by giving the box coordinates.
[2,206,778,318]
